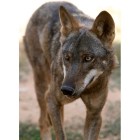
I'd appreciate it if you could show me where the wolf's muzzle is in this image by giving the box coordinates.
[61,86,74,95]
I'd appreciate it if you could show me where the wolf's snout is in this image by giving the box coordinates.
[61,87,74,95]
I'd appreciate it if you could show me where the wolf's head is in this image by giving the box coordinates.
[59,6,118,98]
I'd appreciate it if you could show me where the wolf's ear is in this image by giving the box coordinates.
[90,11,115,47]
[59,6,79,37]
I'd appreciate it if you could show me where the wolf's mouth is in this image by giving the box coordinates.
[64,76,95,99]
[88,76,95,86]
[65,76,95,99]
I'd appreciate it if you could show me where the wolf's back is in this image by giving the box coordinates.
[24,2,84,64]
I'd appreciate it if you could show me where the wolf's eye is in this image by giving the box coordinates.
[65,55,69,60]
[85,56,92,61]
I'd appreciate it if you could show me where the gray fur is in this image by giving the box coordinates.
[24,2,118,140]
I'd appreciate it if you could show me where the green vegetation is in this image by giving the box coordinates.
[19,101,120,140]
[100,101,121,140]
[100,117,120,140]
[19,41,30,81]
[19,123,83,140]
[110,42,121,90]
[19,123,40,140]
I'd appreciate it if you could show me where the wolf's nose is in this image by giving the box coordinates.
[61,87,74,95]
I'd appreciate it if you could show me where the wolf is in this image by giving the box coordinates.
[24,1,118,140]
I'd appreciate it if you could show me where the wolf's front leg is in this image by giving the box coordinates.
[47,100,66,140]
[81,92,107,140]
[84,111,102,140]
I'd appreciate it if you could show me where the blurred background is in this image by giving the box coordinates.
[19,0,121,140]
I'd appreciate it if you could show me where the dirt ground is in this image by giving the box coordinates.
[19,71,120,126]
